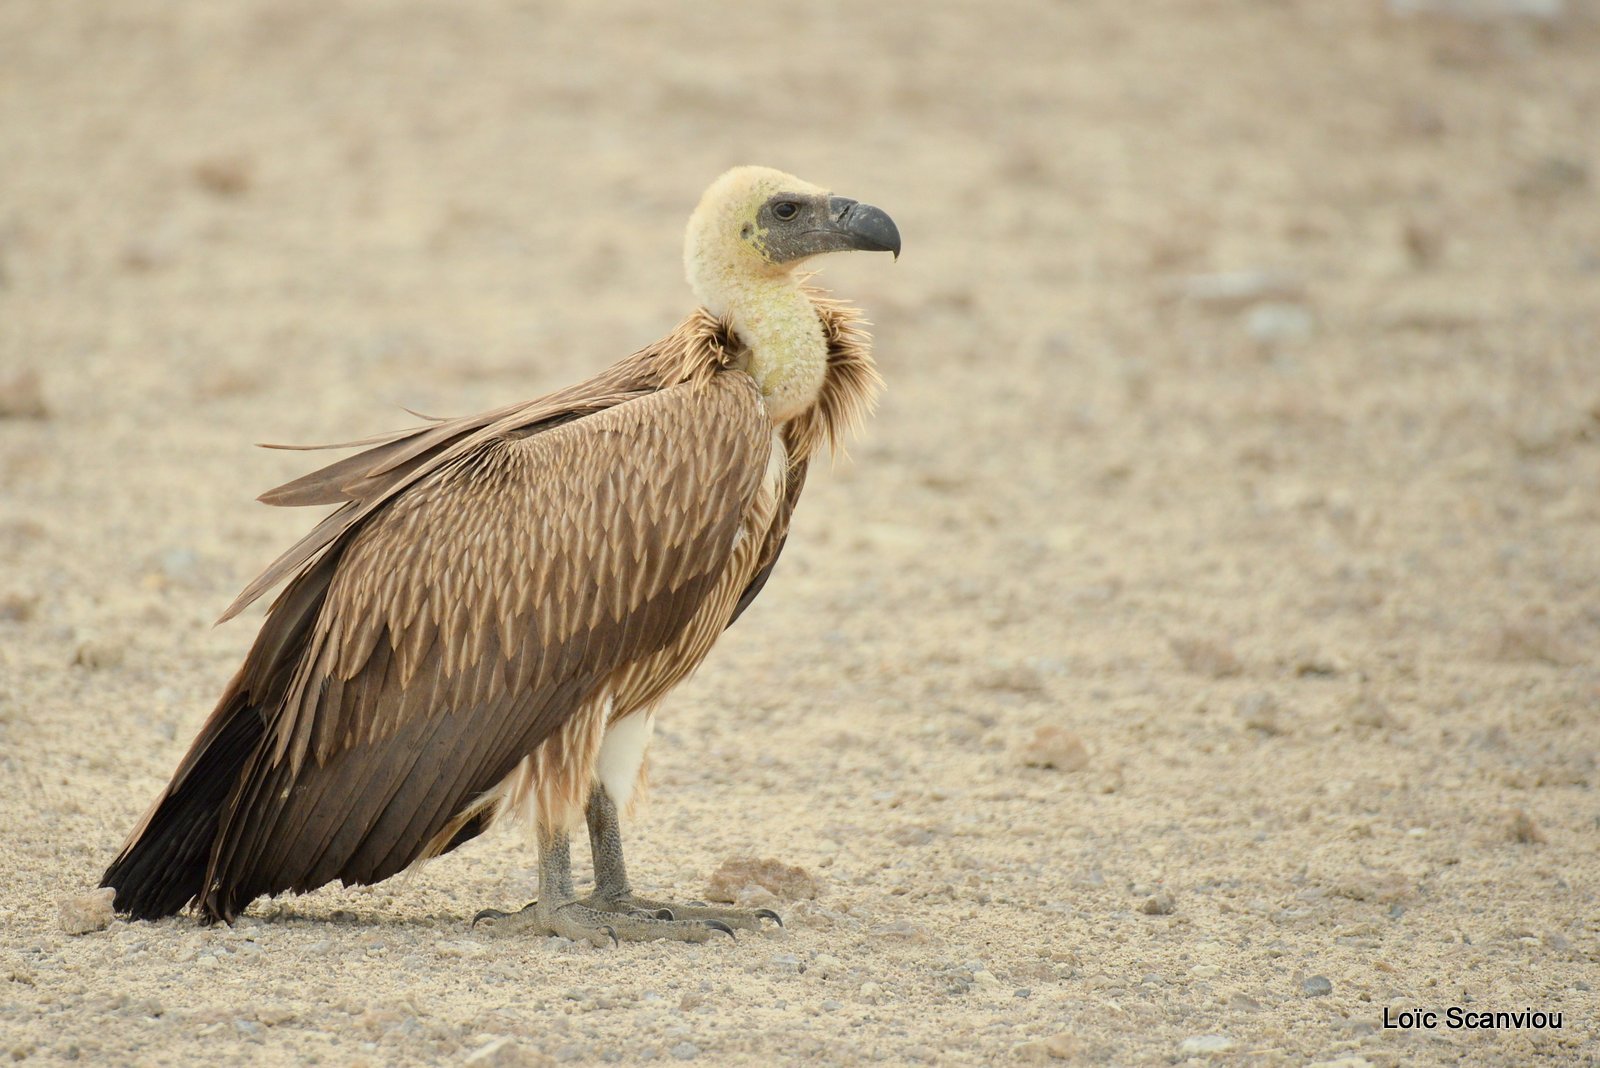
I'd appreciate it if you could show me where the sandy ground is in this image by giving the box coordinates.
[3,1,1599,1064]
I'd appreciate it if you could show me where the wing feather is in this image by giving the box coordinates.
[198,374,769,917]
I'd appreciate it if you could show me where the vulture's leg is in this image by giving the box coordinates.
[472,821,734,944]
[577,785,783,933]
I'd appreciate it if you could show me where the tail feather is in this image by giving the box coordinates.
[101,701,265,920]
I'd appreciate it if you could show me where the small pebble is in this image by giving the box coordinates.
[1170,636,1243,678]
[1140,893,1176,916]
[1246,302,1316,345]
[192,155,253,197]
[890,826,935,846]
[0,371,48,419]
[732,884,782,910]
[669,1042,700,1061]
[123,998,162,1018]
[1493,613,1577,666]
[1336,873,1414,904]
[1019,725,1089,771]
[0,592,38,622]
[1506,809,1546,844]
[58,888,115,935]
[1013,1031,1078,1062]
[156,547,200,581]
[869,920,932,943]
[706,857,818,903]
[72,637,125,671]
[1347,697,1400,730]
[1173,269,1305,310]
[977,663,1047,695]
[1236,691,1285,735]
[1302,975,1333,997]
[462,1037,532,1067]
[1041,1033,1079,1058]
[1291,647,1342,676]
[810,953,843,977]
[1178,1034,1236,1056]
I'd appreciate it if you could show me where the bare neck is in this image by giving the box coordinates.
[693,267,827,425]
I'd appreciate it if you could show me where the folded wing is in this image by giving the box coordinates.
[106,370,770,921]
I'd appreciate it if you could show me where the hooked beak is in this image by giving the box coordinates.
[824,196,901,260]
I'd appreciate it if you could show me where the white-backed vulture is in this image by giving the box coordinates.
[101,166,900,942]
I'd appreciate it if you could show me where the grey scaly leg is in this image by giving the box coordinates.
[472,810,739,943]
[574,785,782,934]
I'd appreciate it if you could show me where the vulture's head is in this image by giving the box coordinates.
[685,166,900,308]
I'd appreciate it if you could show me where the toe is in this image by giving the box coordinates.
[471,900,541,931]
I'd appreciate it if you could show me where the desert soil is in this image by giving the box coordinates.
[2,1,1598,1065]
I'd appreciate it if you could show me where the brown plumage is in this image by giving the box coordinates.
[103,167,897,928]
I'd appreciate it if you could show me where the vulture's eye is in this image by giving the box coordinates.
[772,201,799,221]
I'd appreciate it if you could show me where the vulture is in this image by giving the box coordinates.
[101,166,899,943]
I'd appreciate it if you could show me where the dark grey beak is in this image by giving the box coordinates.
[827,196,902,260]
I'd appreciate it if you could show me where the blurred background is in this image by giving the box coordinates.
[2,1,1597,1064]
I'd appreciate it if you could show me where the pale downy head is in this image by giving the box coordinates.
[684,166,900,315]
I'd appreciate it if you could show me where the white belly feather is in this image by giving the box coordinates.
[596,711,655,812]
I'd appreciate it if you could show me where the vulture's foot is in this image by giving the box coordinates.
[471,900,614,946]
[580,786,783,933]
[472,899,736,944]
[578,891,783,933]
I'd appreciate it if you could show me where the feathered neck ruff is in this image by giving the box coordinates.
[665,289,883,464]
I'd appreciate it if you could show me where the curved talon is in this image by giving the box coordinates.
[755,908,784,928]
[601,924,619,948]
[472,900,536,927]
[704,919,736,940]
[654,908,676,921]
[687,900,709,908]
